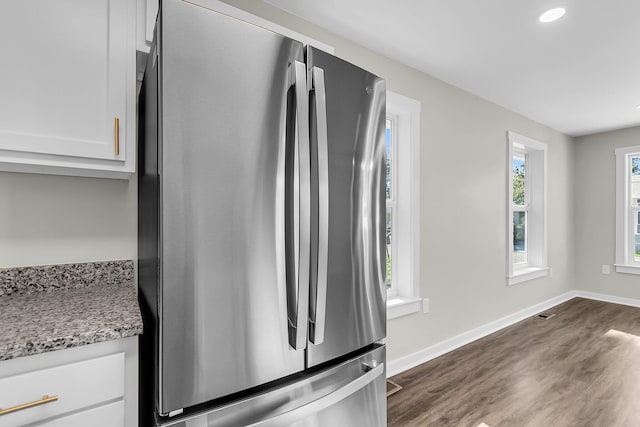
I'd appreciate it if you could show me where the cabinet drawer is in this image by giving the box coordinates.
[45,400,125,427]
[0,353,124,427]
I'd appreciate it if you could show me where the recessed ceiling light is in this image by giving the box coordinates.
[539,7,566,23]
[636,105,640,109]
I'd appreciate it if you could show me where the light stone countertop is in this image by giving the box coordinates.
[0,260,143,361]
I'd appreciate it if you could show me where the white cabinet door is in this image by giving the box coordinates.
[0,0,135,179]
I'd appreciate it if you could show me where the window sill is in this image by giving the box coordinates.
[387,297,422,319]
[614,264,640,275]
[508,266,549,286]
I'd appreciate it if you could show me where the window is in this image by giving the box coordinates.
[386,91,421,319]
[615,146,640,274]
[507,132,548,285]
[512,153,527,265]
[386,118,395,292]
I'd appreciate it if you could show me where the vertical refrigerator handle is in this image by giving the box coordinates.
[309,66,329,345]
[285,61,311,350]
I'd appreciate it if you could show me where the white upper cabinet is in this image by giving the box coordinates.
[0,0,136,179]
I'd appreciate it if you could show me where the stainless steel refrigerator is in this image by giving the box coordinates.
[138,0,386,425]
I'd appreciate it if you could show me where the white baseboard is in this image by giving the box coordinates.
[575,290,640,308]
[386,290,578,378]
[386,289,640,378]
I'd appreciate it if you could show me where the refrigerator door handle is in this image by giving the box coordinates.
[246,362,384,427]
[285,60,311,350]
[309,66,329,345]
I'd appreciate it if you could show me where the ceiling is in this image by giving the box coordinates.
[263,0,640,137]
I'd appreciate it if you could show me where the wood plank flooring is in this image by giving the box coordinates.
[387,298,640,427]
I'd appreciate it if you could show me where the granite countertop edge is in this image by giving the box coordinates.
[0,321,144,362]
[0,260,143,362]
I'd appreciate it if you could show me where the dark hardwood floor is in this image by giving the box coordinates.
[387,298,640,427]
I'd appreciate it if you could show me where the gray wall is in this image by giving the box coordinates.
[0,0,576,365]
[575,126,640,299]
[0,172,137,268]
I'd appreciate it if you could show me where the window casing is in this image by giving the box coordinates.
[507,132,548,285]
[615,146,640,274]
[386,91,421,319]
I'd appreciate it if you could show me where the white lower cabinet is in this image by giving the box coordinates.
[46,401,125,427]
[0,337,137,427]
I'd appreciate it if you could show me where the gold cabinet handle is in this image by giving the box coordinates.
[0,394,58,416]
[114,117,120,156]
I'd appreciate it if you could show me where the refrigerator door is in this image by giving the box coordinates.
[157,346,386,427]
[306,47,387,367]
[159,0,306,414]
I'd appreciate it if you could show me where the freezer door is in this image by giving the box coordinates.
[306,47,387,367]
[159,0,306,414]
[157,346,386,427]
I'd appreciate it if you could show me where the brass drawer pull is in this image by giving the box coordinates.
[0,394,58,416]
[114,117,120,155]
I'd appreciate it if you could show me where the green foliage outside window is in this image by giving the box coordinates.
[513,163,525,205]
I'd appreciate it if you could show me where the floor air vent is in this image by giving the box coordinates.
[387,379,403,397]
[536,312,556,319]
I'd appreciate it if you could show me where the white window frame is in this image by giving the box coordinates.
[614,145,640,274]
[386,91,421,319]
[507,132,548,285]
